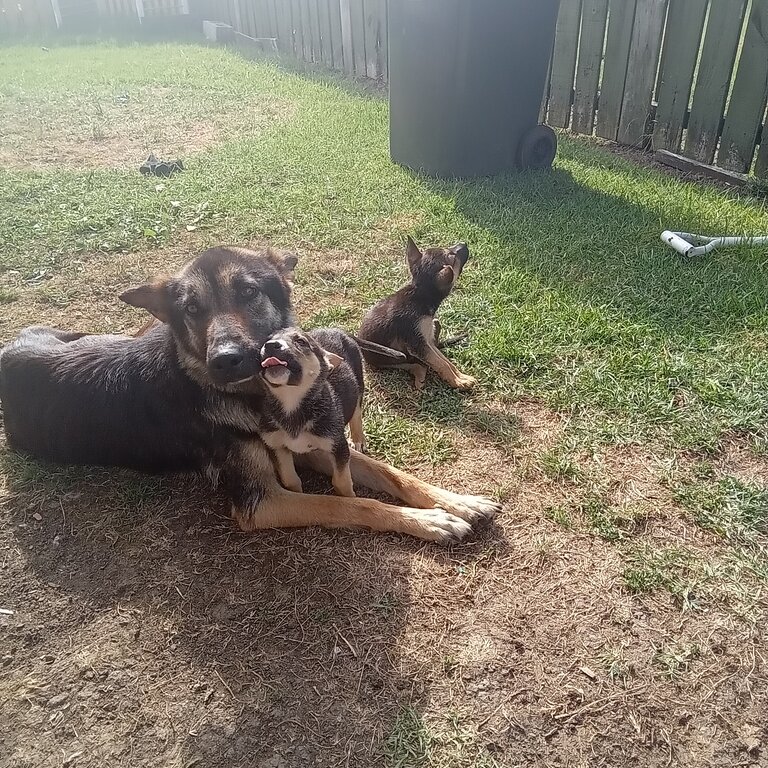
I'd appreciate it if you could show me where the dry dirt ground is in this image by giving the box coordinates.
[1,244,767,768]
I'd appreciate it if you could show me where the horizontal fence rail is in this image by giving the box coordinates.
[2,0,767,178]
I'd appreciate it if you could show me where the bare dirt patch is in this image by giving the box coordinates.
[0,87,292,170]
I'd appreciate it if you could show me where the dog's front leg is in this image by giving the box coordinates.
[297,450,500,528]
[273,446,303,493]
[421,343,476,390]
[225,440,472,542]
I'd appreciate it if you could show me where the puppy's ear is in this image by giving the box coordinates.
[405,236,423,273]
[119,281,173,323]
[280,251,299,273]
[451,242,470,266]
[324,351,344,369]
[436,266,455,291]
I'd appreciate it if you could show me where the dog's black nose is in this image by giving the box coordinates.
[263,339,286,354]
[209,350,244,372]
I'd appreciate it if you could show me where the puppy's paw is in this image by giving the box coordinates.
[283,479,303,493]
[454,374,477,390]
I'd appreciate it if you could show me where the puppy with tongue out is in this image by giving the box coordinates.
[259,327,366,497]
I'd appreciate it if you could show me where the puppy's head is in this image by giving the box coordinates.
[119,246,298,388]
[259,328,343,390]
[405,236,470,297]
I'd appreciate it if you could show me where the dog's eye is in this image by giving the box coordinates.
[186,302,199,315]
[239,285,257,299]
[294,336,309,348]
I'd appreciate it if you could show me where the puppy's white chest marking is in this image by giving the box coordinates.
[262,429,332,455]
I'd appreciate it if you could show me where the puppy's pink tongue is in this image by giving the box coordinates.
[261,357,288,369]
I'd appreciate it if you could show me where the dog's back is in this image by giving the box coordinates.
[309,328,364,422]
[0,325,213,472]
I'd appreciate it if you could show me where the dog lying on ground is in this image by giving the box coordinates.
[0,247,499,542]
[259,327,365,497]
[358,236,476,391]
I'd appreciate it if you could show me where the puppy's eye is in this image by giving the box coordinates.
[294,336,309,348]
[239,285,257,299]
[186,302,199,315]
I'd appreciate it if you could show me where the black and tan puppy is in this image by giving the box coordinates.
[259,327,365,497]
[358,236,476,391]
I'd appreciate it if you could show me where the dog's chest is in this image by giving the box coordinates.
[261,423,333,455]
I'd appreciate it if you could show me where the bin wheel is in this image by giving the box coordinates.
[518,125,557,170]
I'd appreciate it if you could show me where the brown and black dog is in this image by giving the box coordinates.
[0,247,499,542]
[358,236,476,391]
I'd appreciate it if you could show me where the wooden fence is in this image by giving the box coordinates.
[3,0,767,179]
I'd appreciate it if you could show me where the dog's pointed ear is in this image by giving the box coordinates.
[451,242,470,265]
[324,351,344,369]
[119,281,172,323]
[405,236,422,273]
[277,251,299,286]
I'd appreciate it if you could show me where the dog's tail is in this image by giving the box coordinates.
[351,336,409,362]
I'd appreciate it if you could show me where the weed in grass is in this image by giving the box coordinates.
[544,505,573,529]
[675,475,768,542]
[653,642,700,679]
[0,288,18,304]
[599,646,633,683]
[385,708,430,768]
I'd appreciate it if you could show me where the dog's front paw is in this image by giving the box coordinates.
[434,493,501,526]
[454,374,477,390]
[404,508,472,543]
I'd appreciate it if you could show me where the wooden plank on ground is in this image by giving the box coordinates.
[684,0,746,164]
[363,0,384,78]
[318,0,333,66]
[717,0,768,172]
[339,0,353,73]
[572,0,609,135]
[652,0,707,151]
[617,0,667,147]
[655,149,749,186]
[547,0,582,128]
[596,0,636,139]
[328,0,343,69]
[348,0,366,76]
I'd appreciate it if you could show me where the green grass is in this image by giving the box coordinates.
[3,42,768,452]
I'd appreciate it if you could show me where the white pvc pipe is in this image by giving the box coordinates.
[661,230,768,257]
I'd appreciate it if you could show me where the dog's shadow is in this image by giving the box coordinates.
[0,448,504,767]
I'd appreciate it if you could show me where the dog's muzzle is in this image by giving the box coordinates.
[207,343,260,384]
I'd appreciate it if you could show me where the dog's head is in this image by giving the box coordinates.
[405,236,469,298]
[120,247,298,388]
[259,328,342,392]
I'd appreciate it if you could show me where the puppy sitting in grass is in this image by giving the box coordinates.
[358,236,475,391]
[259,327,365,497]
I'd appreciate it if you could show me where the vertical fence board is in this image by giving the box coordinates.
[684,0,746,163]
[308,0,322,60]
[364,0,384,78]
[596,0,637,138]
[652,0,707,151]
[339,0,353,73]
[349,0,366,76]
[717,0,768,172]
[380,0,387,80]
[572,0,609,135]
[548,0,582,128]
[300,0,312,59]
[290,0,303,55]
[275,0,292,52]
[617,0,667,147]
[318,0,332,65]
[328,0,343,68]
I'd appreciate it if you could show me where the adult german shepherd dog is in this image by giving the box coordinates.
[0,247,499,543]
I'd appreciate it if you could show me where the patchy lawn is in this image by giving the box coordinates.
[1,42,768,768]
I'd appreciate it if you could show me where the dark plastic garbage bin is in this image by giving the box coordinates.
[389,0,560,178]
